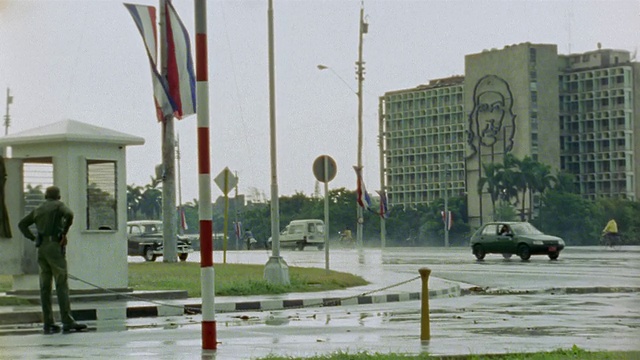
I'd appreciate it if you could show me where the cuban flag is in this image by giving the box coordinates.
[164,0,196,118]
[180,206,188,230]
[234,221,242,242]
[124,3,175,122]
[376,190,390,219]
[441,210,453,230]
[353,166,372,209]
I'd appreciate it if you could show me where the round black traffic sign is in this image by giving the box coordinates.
[312,155,337,183]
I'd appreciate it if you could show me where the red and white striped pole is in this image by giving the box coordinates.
[194,0,216,350]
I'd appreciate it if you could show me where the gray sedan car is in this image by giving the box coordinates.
[470,222,565,261]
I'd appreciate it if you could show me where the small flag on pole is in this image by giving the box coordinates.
[234,221,242,242]
[441,211,453,230]
[180,207,188,230]
[376,190,389,219]
[353,166,372,209]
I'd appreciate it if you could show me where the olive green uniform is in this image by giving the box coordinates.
[18,198,76,328]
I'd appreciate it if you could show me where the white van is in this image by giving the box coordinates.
[267,219,325,250]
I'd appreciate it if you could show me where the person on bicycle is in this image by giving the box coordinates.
[602,219,619,246]
[341,227,353,245]
[243,228,256,250]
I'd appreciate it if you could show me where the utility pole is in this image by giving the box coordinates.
[4,88,12,136]
[355,1,367,253]
[159,0,177,262]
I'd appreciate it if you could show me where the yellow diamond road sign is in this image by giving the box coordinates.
[214,167,238,195]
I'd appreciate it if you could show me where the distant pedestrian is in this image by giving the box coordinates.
[18,186,87,334]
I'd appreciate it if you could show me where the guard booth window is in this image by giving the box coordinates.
[23,160,54,216]
[86,160,117,231]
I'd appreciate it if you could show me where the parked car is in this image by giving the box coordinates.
[127,220,194,262]
[470,222,565,260]
[267,219,325,250]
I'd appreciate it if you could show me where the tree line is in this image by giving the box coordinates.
[127,154,640,247]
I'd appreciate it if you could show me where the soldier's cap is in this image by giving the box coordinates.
[45,186,61,200]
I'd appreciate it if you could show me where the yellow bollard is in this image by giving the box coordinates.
[419,267,431,341]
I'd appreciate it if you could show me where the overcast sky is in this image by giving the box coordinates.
[1,0,639,203]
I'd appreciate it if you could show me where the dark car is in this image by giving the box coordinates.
[127,220,194,262]
[470,222,565,261]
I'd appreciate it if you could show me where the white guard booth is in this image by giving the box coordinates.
[0,119,144,293]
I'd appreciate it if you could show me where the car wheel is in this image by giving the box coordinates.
[143,246,157,262]
[296,242,305,251]
[502,253,512,259]
[473,244,485,260]
[548,251,559,260]
[179,253,188,262]
[518,244,531,260]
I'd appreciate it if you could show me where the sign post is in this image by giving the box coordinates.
[313,155,337,273]
[215,167,238,264]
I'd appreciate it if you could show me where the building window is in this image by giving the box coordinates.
[86,160,117,230]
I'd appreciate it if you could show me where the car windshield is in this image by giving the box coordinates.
[510,223,543,235]
[144,223,163,234]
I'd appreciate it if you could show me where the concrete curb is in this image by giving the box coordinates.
[0,284,462,325]
[462,286,640,296]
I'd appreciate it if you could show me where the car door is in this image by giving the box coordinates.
[496,224,516,253]
[127,224,142,255]
[479,224,499,252]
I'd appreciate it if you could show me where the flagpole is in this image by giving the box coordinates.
[194,0,216,350]
[378,99,386,248]
[159,0,178,262]
[444,158,450,247]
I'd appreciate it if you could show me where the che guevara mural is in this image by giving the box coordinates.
[467,74,516,158]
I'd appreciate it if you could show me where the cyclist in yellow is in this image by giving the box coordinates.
[340,227,354,246]
[602,219,619,247]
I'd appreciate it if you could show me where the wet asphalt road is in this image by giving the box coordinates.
[1,246,638,359]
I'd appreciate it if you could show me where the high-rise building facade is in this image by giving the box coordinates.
[379,43,639,225]
[380,76,466,208]
[558,48,639,201]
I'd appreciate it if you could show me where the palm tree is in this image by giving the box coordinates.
[529,162,554,219]
[515,155,537,221]
[140,179,162,220]
[553,171,578,194]
[496,154,521,216]
[127,184,144,220]
[478,162,504,221]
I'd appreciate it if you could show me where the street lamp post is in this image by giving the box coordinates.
[317,2,367,257]
[264,0,290,285]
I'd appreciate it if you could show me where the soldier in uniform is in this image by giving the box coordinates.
[18,186,87,334]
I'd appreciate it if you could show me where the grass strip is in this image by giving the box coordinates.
[257,346,640,359]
